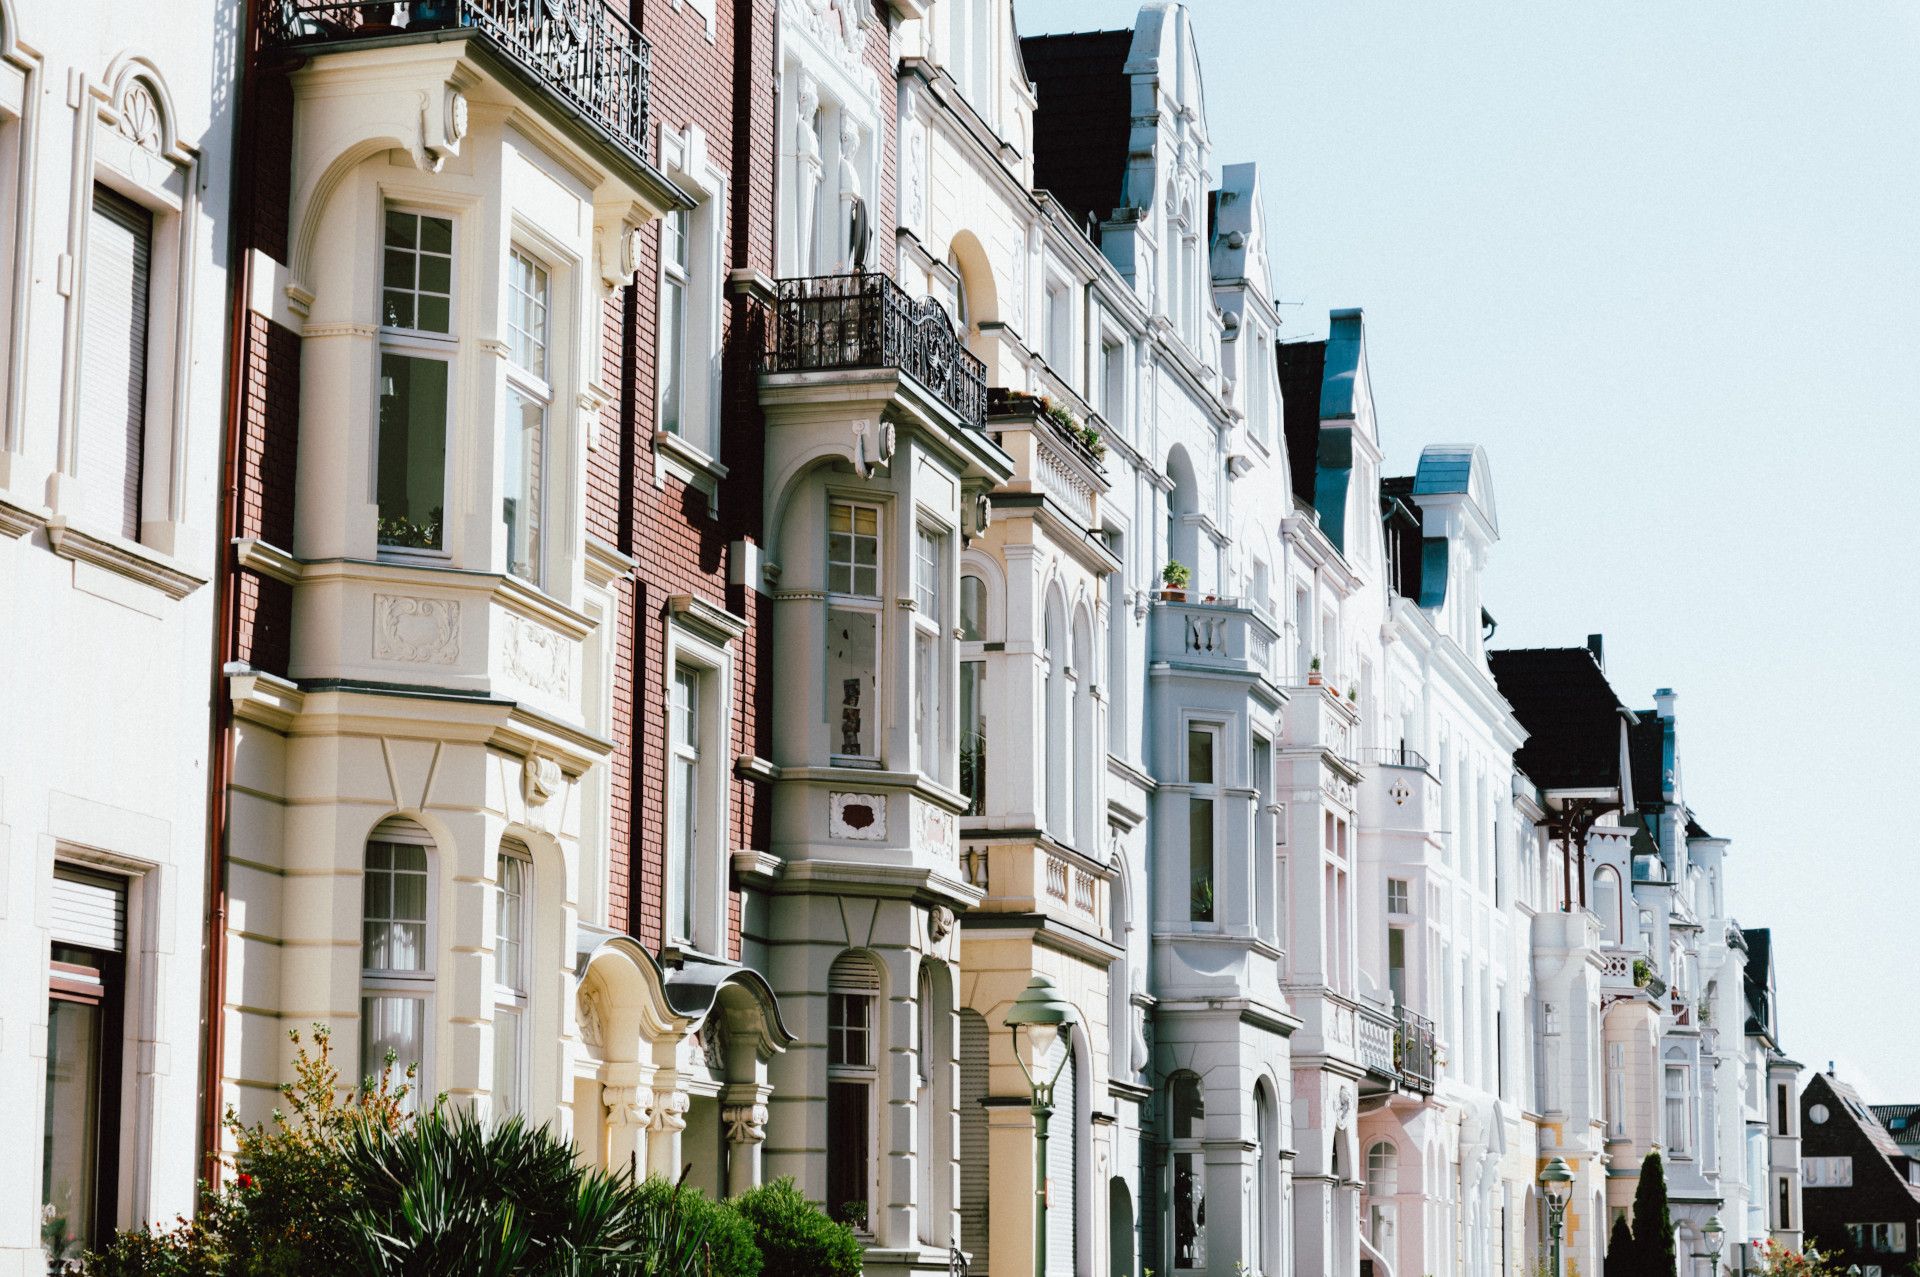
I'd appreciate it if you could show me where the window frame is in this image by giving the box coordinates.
[360,819,437,1105]
[374,201,458,563]
[912,520,949,783]
[826,496,885,765]
[1186,721,1221,925]
[492,839,532,1119]
[1168,1071,1208,1270]
[503,243,552,587]
[661,619,734,958]
[827,954,881,1233]
[653,124,727,489]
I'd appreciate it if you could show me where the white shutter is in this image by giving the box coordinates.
[79,186,153,542]
[1045,1044,1077,1277]
[52,867,127,952]
[959,1010,991,1276]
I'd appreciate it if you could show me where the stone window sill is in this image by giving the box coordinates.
[46,516,205,600]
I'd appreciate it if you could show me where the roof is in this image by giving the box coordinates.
[1741,927,1773,1037]
[1628,714,1669,810]
[1411,444,1499,537]
[1808,1071,1920,1196]
[1872,1105,1920,1151]
[1488,647,1627,791]
[1020,29,1135,231]
[1685,814,1712,839]
[1278,339,1327,507]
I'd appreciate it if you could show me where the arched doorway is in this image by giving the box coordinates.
[1109,1176,1135,1277]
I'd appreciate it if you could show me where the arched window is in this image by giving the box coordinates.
[1367,1137,1400,1251]
[1252,1084,1278,1275]
[362,818,435,1104]
[1164,446,1199,587]
[1592,865,1622,945]
[827,952,881,1230]
[493,838,532,1118]
[1169,1072,1207,1270]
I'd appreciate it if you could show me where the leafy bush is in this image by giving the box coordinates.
[731,1179,862,1277]
[636,1179,762,1277]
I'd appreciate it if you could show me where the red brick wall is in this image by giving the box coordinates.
[232,313,301,677]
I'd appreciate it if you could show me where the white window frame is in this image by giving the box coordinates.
[492,839,532,1119]
[662,613,735,957]
[827,954,881,1232]
[913,520,949,783]
[361,820,437,1105]
[503,243,551,587]
[654,124,727,507]
[1186,720,1221,926]
[1042,270,1072,377]
[375,201,458,563]
[826,496,885,765]
[1664,1064,1690,1154]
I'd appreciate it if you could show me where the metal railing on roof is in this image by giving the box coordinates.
[262,1,652,161]
[765,273,987,428]
[1353,745,1432,771]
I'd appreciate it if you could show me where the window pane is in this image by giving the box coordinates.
[915,528,941,616]
[915,629,938,776]
[960,575,986,641]
[43,996,104,1260]
[382,210,453,335]
[1189,798,1215,921]
[362,995,425,1109]
[419,214,452,255]
[507,250,549,379]
[504,386,544,584]
[960,661,986,815]
[1174,1151,1207,1269]
[1187,728,1214,785]
[827,607,879,757]
[660,277,684,436]
[830,992,872,1068]
[827,1080,871,1229]
[493,1005,522,1118]
[495,854,525,994]
[364,840,428,972]
[377,354,448,550]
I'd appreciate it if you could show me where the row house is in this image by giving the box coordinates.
[0,0,232,1264]
[1803,1069,1920,1274]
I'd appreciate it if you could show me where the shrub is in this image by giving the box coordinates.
[732,1179,863,1277]
[635,1179,761,1277]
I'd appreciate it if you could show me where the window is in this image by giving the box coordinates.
[1043,277,1070,373]
[959,573,987,641]
[79,187,153,541]
[659,207,687,438]
[1847,1223,1907,1254]
[828,953,880,1231]
[1387,878,1410,915]
[1099,337,1124,430]
[914,527,947,778]
[827,501,882,760]
[916,964,938,1244]
[1367,1140,1399,1255]
[1664,1065,1690,1154]
[1243,326,1269,447]
[504,248,549,584]
[1188,726,1217,923]
[1387,927,1407,1007]
[1608,1042,1626,1137]
[1170,1073,1207,1269]
[43,867,129,1261]
[1777,1082,1793,1135]
[960,659,986,815]
[1803,1156,1853,1187]
[1593,866,1622,945]
[1777,1176,1791,1230]
[493,842,530,1118]
[667,667,701,943]
[362,821,434,1105]
[378,208,454,552]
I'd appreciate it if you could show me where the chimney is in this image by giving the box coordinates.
[1585,634,1604,669]
[1655,688,1677,720]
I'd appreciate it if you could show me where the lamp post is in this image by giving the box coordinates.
[1005,975,1078,1277]
[1539,1156,1575,1277]
[1694,1214,1725,1277]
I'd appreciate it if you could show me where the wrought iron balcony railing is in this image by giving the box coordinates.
[262,1,651,161]
[1395,1006,1438,1094]
[766,273,988,429]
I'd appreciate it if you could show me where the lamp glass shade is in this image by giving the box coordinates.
[1539,1157,1575,1203]
[1702,1217,1724,1255]
[1025,1021,1060,1065]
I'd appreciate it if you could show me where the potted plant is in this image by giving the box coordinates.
[1307,655,1323,686]
[1632,957,1652,988]
[1161,560,1190,601]
[1348,686,1358,703]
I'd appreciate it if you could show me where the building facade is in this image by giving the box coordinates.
[1801,1070,1920,1277]
[0,0,233,1265]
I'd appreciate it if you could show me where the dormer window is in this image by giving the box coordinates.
[377,208,455,554]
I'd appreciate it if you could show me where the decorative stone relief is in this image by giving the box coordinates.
[900,94,927,234]
[523,752,562,807]
[851,418,894,478]
[701,1028,728,1077]
[928,905,955,943]
[374,594,461,664]
[918,804,955,859]
[781,0,873,86]
[648,1088,689,1134]
[504,613,571,697]
[829,792,886,841]
[577,987,605,1049]
[723,1103,768,1145]
[606,1086,653,1130]
[117,80,164,153]
[1389,778,1412,806]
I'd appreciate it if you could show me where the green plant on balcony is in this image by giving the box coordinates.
[1632,957,1652,988]
[1161,560,1191,597]
[378,508,444,550]
[1308,654,1323,686]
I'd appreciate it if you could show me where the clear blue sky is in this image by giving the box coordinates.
[1018,0,1920,1099]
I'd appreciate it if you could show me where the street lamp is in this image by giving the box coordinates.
[1005,975,1078,1277]
[1540,1156,1575,1277]
[1697,1214,1725,1277]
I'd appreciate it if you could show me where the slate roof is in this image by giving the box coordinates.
[1824,1073,1915,1171]
[1488,647,1627,791]
[1020,30,1135,232]
[1278,339,1327,507]
[1872,1105,1920,1151]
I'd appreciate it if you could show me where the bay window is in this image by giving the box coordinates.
[362,821,435,1104]
[493,841,530,1118]
[913,525,946,780]
[827,500,882,761]
[504,248,549,585]
[377,208,453,553]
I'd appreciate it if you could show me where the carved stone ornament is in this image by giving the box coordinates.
[829,791,886,841]
[900,97,927,233]
[606,1086,654,1130]
[118,79,164,154]
[928,905,955,943]
[577,986,605,1049]
[700,1028,728,1077]
[523,752,562,807]
[504,613,571,697]
[781,0,873,86]
[851,418,895,479]
[723,1103,769,1145]
[648,1088,690,1134]
[1336,1085,1354,1125]
[374,594,461,664]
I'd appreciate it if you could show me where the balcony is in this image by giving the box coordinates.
[263,1,652,166]
[986,389,1108,533]
[1282,681,1361,768]
[1395,1006,1437,1094]
[1149,594,1282,684]
[765,273,988,429]
[1600,944,1667,998]
[1358,747,1442,836]
[1358,999,1399,1089]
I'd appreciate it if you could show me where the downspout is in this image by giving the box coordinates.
[197,0,261,1185]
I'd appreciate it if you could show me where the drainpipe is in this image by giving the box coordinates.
[197,0,261,1185]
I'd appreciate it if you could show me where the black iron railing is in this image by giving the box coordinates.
[1395,1006,1437,1093]
[767,273,988,428]
[262,1,651,159]
[1354,745,1432,770]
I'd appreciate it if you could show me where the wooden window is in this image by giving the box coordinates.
[43,867,127,1262]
